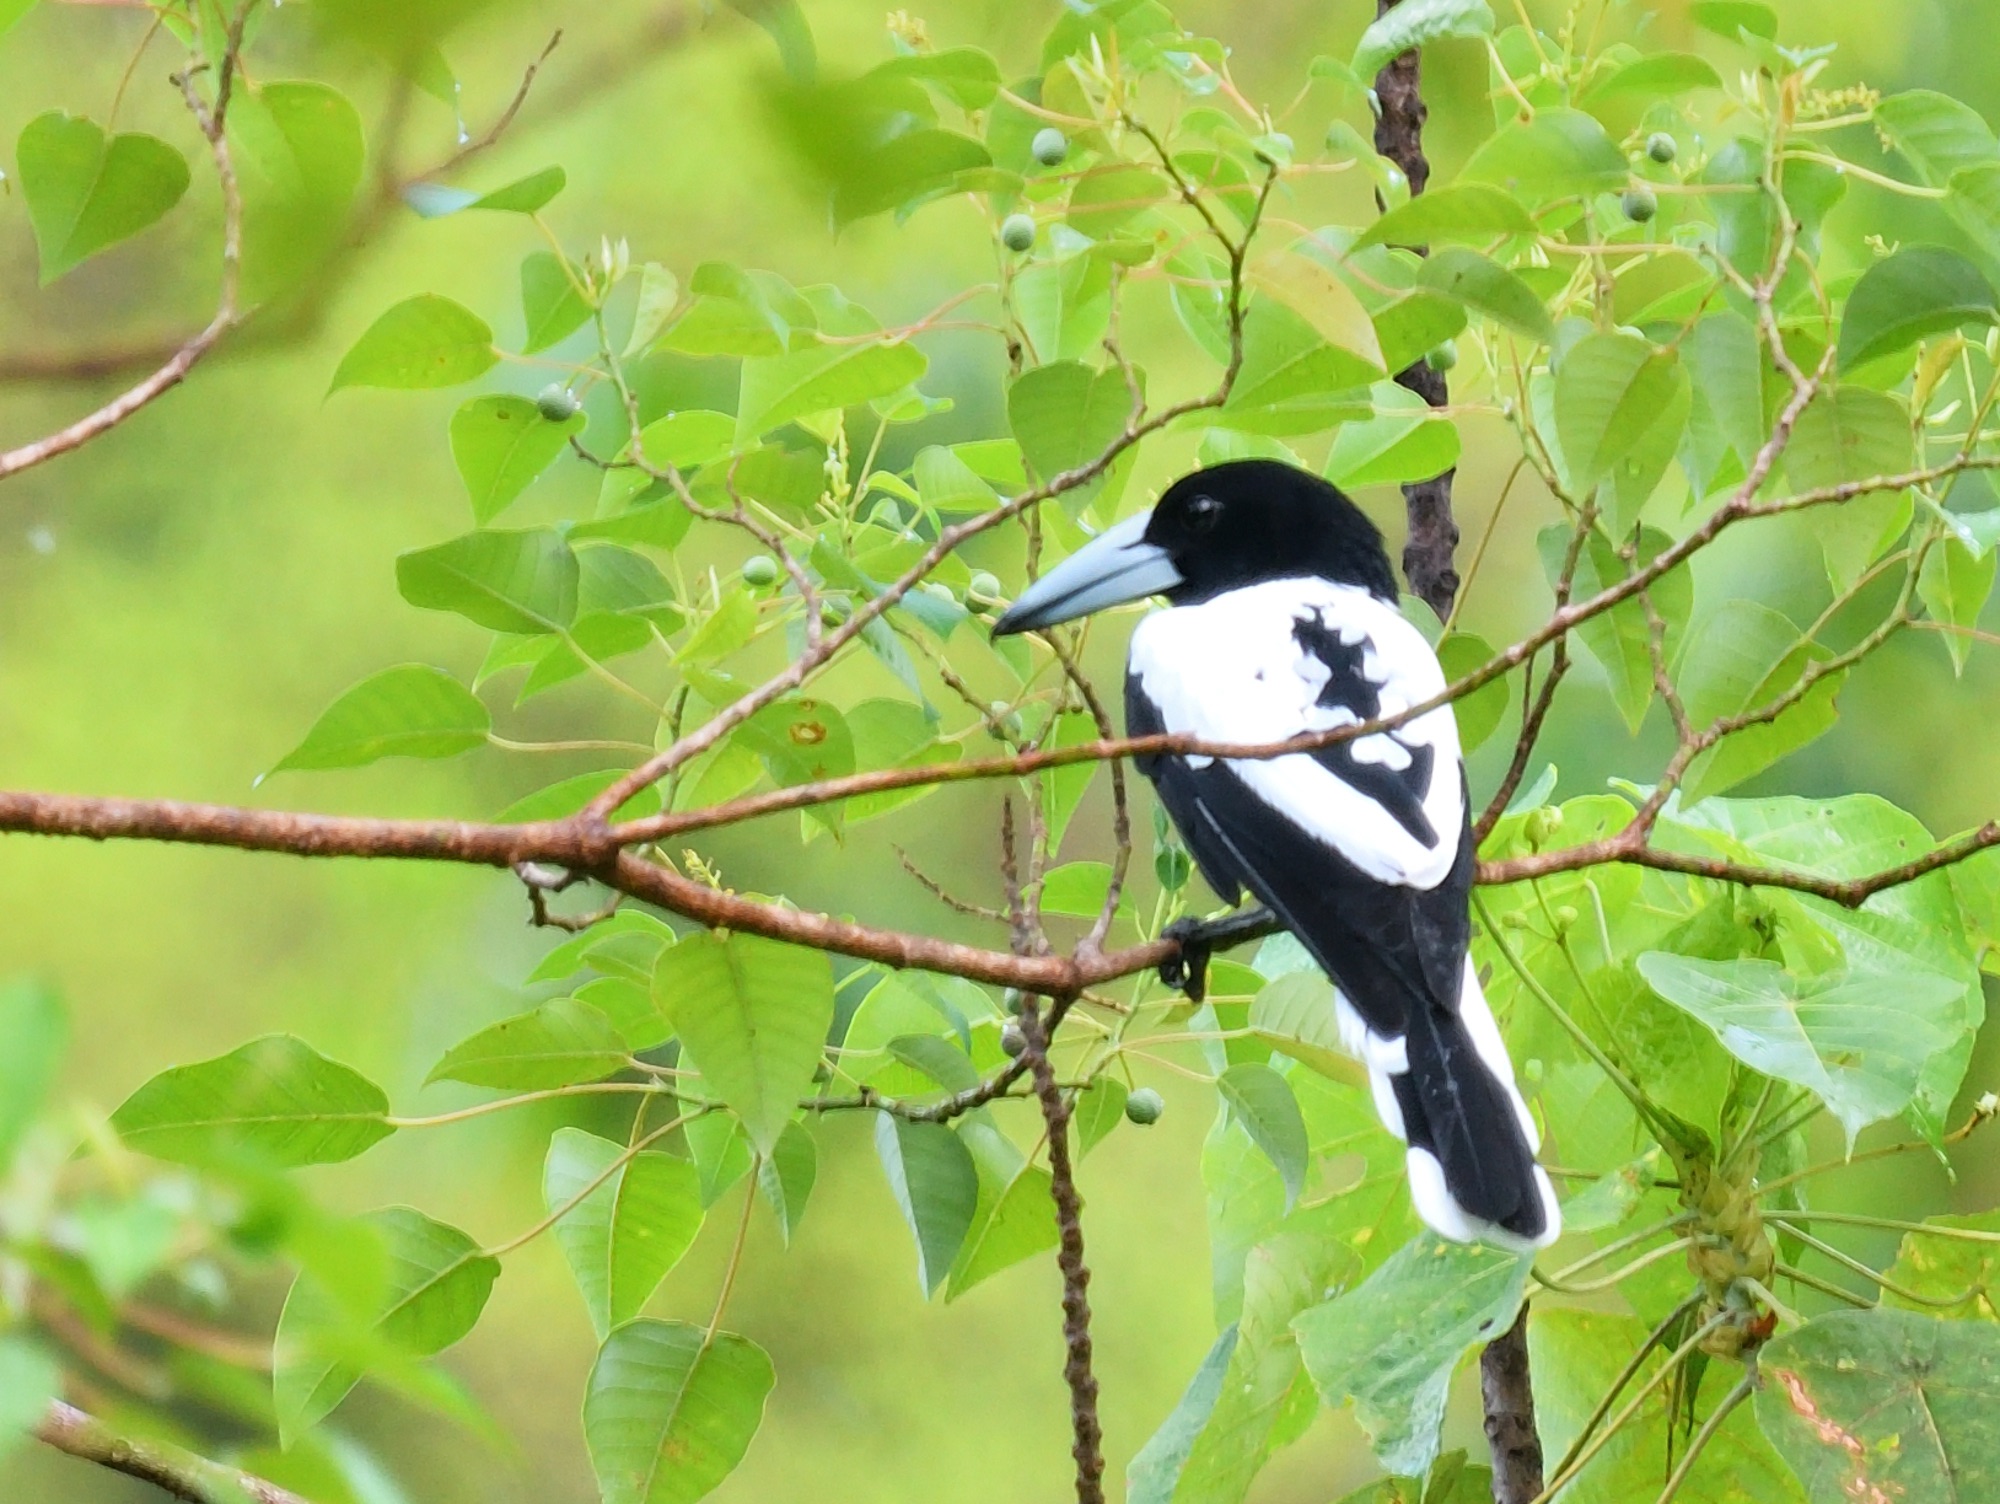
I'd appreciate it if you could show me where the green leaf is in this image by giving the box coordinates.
[1252,252,1387,373]
[1435,634,1507,752]
[1222,300,1375,435]
[584,1321,774,1504]
[623,262,683,356]
[1324,384,1461,489]
[1635,952,1961,1145]
[0,1335,59,1467]
[1353,183,1533,251]
[234,81,365,205]
[1785,387,1915,591]
[1460,108,1627,205]
[1352,0,1495,80]
[1882,1213,2000,1320]
[1676,600,1844,802]
[1007,361,1131,488]
[275,1207,498,1441]
[1535,525,1692,734]
[1920,535,1998,674]
[1128,1327,1241,1504]
[876,46,1001,109]
[1015,250,1114,363]
[428,999,628,1090]
[1134,1231,1346,1504]
[1067,163,1169,239]
[1554,332,1685,489]
[0,979,64,1166]
[1294,1233,1531,1476]
[1218,1064,1309,1209]
[1686,310,1767,468]
[1416,248,1554,343]
[1041,710,1103,856]
[330,295,497,391]
[1756,1310,2000,1503]
[874,1114,978,1295]
[1689,1,1778,41]
[520,252,593,354]
[543,1128,704,1340]
[1249,971,1366,1088]
[1578,52,1723,105]
[472,164,566,213]
[112,1035,393,1168]
[756,1121,816,1246]
[653,933,832,1155]
[1838,246,1998,372]
[736,338,927,443]
[947,1162,1057,1299]
[1072,1078,1128,1158]
[450,395,586,524]
[397,528,579,634]
[272,664,489,773]
[17,111,190,281]
[1877,90,1998,186]
[497,771,661,828]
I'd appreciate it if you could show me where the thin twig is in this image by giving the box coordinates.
[35,1400,309,1504]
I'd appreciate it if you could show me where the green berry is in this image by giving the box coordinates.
[1647,132,1678,165]
[1032,127,1069,166]
[1524,806,1564,846]
[1124,1087,1165,1125]
[820,599,850,628]
[741,554,780,588]
[967,570,1003,608]
[1001,1021,1028,1057]
[1002,987,1028,1015]
[1622,186,1659,223]
[1424,341,1459,373]
[535,383,581,422]
[1000,213,1036,253]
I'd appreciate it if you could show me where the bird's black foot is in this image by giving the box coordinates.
[1159,906,1281,1003]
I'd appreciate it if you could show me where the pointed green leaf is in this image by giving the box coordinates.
[1353,182,1533,251]
[397,528,579,634]
[521,251,593,353]
[1554,332,1685,489]
[1786,387,1915,591]
[736,339,927,443]
[585,1321,774,1504]
[450,395,586,524]
[1635,952,1961,1144]
[112,1035,392,1167]
[1073,1078,1128,1158]
[1416,248,1553,343]
[1351,0,1495,80]
[1222,301,1375,434]
[1536,525,1692,734]
[1218,1064,1309,1209]
[272,664,489,773]
[275,1207,498,1440]
[1294,1234,1531,1476]
[1676,600,1844,802]
[1877,90,1998,186]
[1920,535,1998,674]
[874,1113,978,1295]
[1839,246,1998,372]
[471,164,566,213]
[1460,108,1626,205]
[331,295,497,391]
[947,1161,1057,1299]
[1324,383,1461,489]
[1756,1310,2000,1504]
[428,998,628,1090]
[756,1121,816,1246]
[543,1128,704,1340]
[1689,1,1777,41]
[1007,361,1133,486]
[17,111,190,281]
[653,933,832,1155]
[1127,1326,1240,1504]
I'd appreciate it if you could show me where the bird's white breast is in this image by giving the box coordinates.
[1129,577,1465,889]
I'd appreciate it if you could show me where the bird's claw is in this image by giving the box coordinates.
[1160,916,1213,1003]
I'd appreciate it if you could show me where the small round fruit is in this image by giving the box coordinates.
[1032,127,1069,166]
[1001,1021,1028,1057]
[741,554,780,588]
[820,598,851,628]
[967,570,1003,608]
[1424,341,1459,373]
[1622,186,1659,223]
[1000,213,1037,252]
[535,383,581,421]
[1002,987,1028,1015]
[1124,1087,1165,1125]
[1647,132,1678,165]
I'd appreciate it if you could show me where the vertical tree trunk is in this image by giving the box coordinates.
[1371,8,1543,1502]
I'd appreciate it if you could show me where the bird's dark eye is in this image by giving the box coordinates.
[1186,494,1223,532]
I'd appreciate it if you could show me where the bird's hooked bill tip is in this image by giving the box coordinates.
[990,511,1183,636]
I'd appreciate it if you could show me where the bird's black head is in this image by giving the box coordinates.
[1143,460,1399,606]
[991,459,1398,636]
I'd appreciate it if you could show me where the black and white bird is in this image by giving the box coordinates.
[993,459,1559,1250]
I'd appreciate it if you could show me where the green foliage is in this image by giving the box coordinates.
[272,664,490,772]
[16,111,189,282]
[584,1322,774,1504]
[545,1129,705,1339]
[330,295,498,391]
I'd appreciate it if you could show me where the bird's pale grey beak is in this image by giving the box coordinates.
[990,511,1182,636]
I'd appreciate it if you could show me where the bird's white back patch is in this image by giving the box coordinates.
[1129,578,1464,889]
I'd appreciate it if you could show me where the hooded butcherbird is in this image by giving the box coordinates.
[993,460,1559,1250]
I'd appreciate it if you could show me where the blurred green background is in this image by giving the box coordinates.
[2,0,1998,1498]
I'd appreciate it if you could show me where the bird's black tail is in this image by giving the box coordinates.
[1373,965,1558,1250]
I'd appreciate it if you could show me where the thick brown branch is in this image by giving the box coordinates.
[1481,1305,1544,1504]
[35,1400,309,1504]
